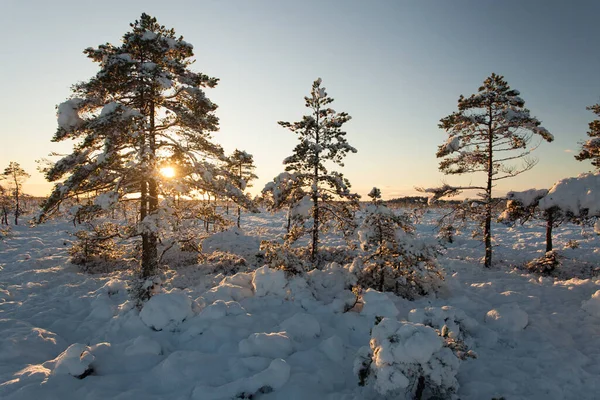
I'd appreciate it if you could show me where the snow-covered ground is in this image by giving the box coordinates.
[1,210,599,399]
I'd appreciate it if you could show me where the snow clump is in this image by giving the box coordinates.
[139,290,194,331]
[355,319,460,398]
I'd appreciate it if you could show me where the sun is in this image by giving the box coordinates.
[160,166,176,178]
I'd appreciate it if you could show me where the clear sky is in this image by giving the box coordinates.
[1,0,599,199]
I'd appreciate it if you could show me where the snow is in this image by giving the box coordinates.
[485,303,529,332]
[139,290,194,331]
[201,227,260,259]
[191,358,290,400]
[51,343,95,377]
[360,289,399,318]
[582,290,600,318]
[539,172,600,215]
[239,332,294,358]
[358,318,460,397]
[279,312,321,340]
[125,336,162,356]
[506,188,548,208]
[440,135,461,154]
[57,98,84,130]
[252,265,288,297]
[1,212,600,399]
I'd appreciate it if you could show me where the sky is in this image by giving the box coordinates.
[1,0,599,200]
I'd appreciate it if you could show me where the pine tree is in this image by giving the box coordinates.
[37,14,252,278]
[426,73,553,268]
[575,103,600,169]
[226,149,258,227]
[356,188,442,299]
[2,162,30,225]
[278,78,360,262]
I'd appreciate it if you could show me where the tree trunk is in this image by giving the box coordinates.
[311,106,320,263]
[484,106,494,268]
[14,182,20,225]
[545,211,554,253]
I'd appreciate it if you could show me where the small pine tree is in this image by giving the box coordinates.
[357,188,442,299]
[278,78,360,262]
[575,103,600,169]
[226,149,258,228]
[429,73,553,268]
[2,162,30,225]
[0,184,10,225]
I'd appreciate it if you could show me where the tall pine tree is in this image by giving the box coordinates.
[426,73,553,268]
[575,103,600,169]
[37,14,252,278]
[278,78,359,262]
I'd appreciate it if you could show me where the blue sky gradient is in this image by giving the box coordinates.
[1,0,598,198]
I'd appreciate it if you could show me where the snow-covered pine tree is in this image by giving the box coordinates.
[278,78,360,262]
[575,103,600,169]
[0,184,11,225]
[356,187,442,299]
[426,73,553,268]
[2,162,30,225]
[226,149,258,228]
[37,14,253,278]
[262,172,308,234]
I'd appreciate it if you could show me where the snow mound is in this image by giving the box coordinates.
[239,332,293,358]
[204,283,254,303]
[582,290,600,317]
[279,312,321,340]
[221,272,254,289]
[125,336,162,356]
[140,291,194,331]
[408,305,478,341]
[485,303,528,332]
[355,319,459,397]
[360,289,399,318]
[252,265,287,297]
[198,299,247,320]
[191,358,290,400]
[51,343,95,378]
[100,279,127,296]
[202,227,261,258]
[319,335,345,364]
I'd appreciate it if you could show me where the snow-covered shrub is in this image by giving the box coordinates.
[260,240,309,275]
[355,318,460,399]
[565,239,580,249]
[437,224,455,244]
[408,306,478,361]
[525,250,561,275]
[69,222,129,272]
[356,188,443,299]
[202,251,248,275]
[129,276,162,305]
[51,343,95,379]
